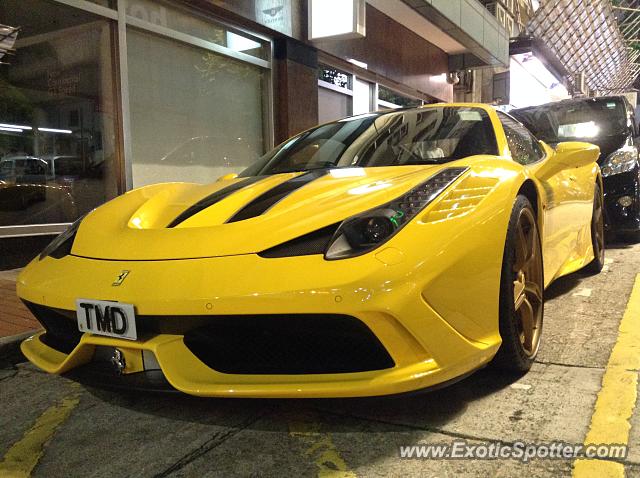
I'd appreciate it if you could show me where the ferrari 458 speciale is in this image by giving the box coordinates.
[18,104,603,397]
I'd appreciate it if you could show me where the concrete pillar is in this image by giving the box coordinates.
[273,38,319,144]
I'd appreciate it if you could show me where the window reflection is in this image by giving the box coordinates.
[0,0,119,227]
[127,28,266,187]
[126,0,269,61]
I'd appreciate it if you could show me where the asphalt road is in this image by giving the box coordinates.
[2,240,640,478]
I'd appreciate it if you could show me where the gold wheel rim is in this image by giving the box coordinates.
[513,207,543,358]
[593,190,605,263]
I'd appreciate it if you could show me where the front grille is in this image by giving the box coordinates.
[23,301,82,354]
[183,314,395,374]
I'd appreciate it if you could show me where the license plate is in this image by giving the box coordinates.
[76,299,137,341]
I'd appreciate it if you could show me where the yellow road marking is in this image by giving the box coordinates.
[0,392,81,478]
[289,411,357,478]
[573,274,640,478]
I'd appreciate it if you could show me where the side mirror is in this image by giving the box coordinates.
[217,173,239,182]
[538,142,600,179]
[555,142,600,168]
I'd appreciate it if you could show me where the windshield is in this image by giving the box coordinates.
[240,107,498,176]
[512,99,628,143]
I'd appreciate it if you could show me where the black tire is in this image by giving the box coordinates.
[491,195,544,372]
[585,183,605,274]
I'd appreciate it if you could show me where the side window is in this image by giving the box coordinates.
[498,112,545,165]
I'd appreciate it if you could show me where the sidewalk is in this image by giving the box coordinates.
[0,269,40,338]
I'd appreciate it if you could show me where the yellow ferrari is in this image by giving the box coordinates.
[18,104,603,397]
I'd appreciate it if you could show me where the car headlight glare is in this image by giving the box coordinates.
[325,167,468,260]
[39,215,84,260]
[601,147,638,177]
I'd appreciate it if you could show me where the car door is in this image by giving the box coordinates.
[498,113,585,285]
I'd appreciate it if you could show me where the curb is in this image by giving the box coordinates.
[0,330,36,364]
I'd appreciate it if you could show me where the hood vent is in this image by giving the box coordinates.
[227,170,327,223]
[167,176,265,228]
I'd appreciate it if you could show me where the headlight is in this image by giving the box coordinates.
[39,215,84,260]
[325,167,468,260]
[601,147,638,177]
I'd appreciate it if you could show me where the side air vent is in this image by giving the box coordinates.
[425,176,499,222]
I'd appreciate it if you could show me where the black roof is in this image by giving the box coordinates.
[513,95,629,113]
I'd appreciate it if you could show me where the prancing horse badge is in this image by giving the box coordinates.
[112,270,130,286]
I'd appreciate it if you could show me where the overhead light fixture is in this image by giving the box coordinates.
[509,54,569,108]
[38,127,72,134]
[309,0,366,40]
[0,122,32,130]
[348,58,368,69]
[0,126,22,133]
[432,73,449,84]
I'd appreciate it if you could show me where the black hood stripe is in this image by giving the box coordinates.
[167,176,265,228]
[227,170,328,223]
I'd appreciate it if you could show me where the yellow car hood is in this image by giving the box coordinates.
[72,165,454,260]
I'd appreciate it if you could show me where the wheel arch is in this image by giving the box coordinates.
[596,171,604,196]
[517,179,541,226]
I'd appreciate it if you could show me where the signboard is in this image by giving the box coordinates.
[255,0,292,36]
[309,0,365,40]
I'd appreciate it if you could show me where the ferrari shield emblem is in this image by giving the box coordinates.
[112,270,130,286]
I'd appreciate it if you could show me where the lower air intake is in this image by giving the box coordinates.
[183,314,395,374]
[23,301,82,354]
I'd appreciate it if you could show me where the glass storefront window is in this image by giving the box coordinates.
[127,28,267,187]
[353,78,373,115]
[0,0,119,228]
[378,86,423,108]
[126,0,269,61]
[318,88,352,123]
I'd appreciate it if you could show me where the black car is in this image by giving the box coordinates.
[512,96,640,237]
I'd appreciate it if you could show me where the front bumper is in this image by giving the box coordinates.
[18,251,501,398]
[603,170,640,232]
[22,330,495,398]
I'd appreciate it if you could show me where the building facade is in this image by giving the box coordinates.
[454,0,569,107]
[0,0,508,265]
